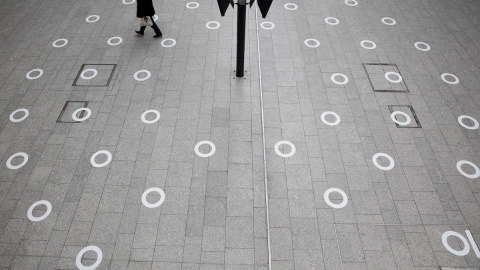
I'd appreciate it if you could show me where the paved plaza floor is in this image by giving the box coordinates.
[1,0,480,269]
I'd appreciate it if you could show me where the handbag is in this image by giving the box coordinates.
[140,16,153,27]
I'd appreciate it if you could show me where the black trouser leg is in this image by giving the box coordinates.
[139,26,146,34]
[149,16,162,35]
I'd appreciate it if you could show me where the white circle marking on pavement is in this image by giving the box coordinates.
[80,69,98,80]
[134,70,151,81]
[161,38,176,47]
[90,150,112,168]
[441,73,459,85]
[457,115,479,130]
[414,42,430,51]
[72,108,92,122]
[86,15,100,23]
[324,188,348,209]
[442,231,470,256]
[141,187,166,208]
[274,141,296,158]
[321,111,341,126]
[284,3,298,10]
[141,110,161,124]
[6,152,28,170]
[304,39,320,48]
[360,40,376,50]
[26,69,43,80]
[195,141,216,157]
[385,71,403,83]
[107,37,123,46]
[9,108,29,123]
[372,153,395,171]
[382,17,396,25]
[27,200,52,222]
[390,111,411,126]
[52,39,68,48]
[76,246,103,270]
[206,21,220,29]
[186,2,200,8]
[456,160,480,179]
[260,22,275,30]
[331,73,349,85]
[325,17,339,25]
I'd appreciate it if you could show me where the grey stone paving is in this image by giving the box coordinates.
[1,0,480,269]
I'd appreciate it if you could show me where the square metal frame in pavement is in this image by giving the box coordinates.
[363,63,410,93]
[388,105,422,128]
[57,101,89,123]
[72,64,117,87]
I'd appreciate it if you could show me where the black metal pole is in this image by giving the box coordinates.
[236,0,246,77]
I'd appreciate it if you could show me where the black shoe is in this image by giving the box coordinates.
[135,30,144,37]
[153,34,163,38]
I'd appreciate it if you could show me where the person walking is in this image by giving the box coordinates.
[136,0,163,38]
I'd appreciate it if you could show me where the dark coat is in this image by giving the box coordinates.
[137,0,156,18]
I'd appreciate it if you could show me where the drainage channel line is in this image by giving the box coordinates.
[253,3,272,270]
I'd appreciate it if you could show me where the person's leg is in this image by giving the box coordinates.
[139,25,147,35]
[149,16,162,36]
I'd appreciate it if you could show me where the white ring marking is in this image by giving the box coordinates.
[414,42,431,51]
[381,17,396,25]
[206,21,220,29]
[195,141,216,157]
[52,39,68,48]
[107,37,123,46]
[86,15,100,23]
[344,0,358,6]
[284,3,298,10]
[441,73,459,85]
[141,110,161,124]
[26,69,43,80]
[186,2,200,9]
[390,111,411,126]
[141,187,166,208]
[6,152,28,170]
[324,188,348,209]
[385,71,403,83]
[325,17,339,25]
[76,246,103,270]
[360,40,376,50]
[9,108,29,123]
[458,115,479,130]
[456,160,480,179]
[274,141,296,158]
[260,22,275,30]
[27,200,52,222]
[122,0,135,4]
[80,69,98,80]
[72,108,92,122]
[442,231,470,256]
[321,111,341,126]
[161,38,176,47]
[330,73,349,85]
[304,39,320,48]
[90,150,112,168]
[372,153,395,171]
[134,70,151,81]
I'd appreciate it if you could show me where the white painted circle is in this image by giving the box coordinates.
[260,22,275,30]
[390,111,411,126]
[72,108,92,122]
[360,40,376,50]
[52,39,68,48]
[441,73,459,85]
[134,70,151,81]
[324,188,348,209]
[76,246,103,270]
[9,108,29,123]
[194,141,216,157]
[284,3,298,10]
[26,69,43,80]
[206,21,220,29]
[381,17,396,25]
[330,73,349,85]
[442,231,470,256]
[372,153,395,171]
[161,38,176,47]
[123,0,135,4]
[6,152,28,170]
[385,72,403,83]
[456,160,480,179]
[304,39,320,48]
[458,115,479,130]
[321,111,341,126]
[274,141,296,158]
[80,69,98,80]
[414,42,430,52]
[325,17,339,25]
[153,15,158,21]
[90,150,112,168]
[141,187,166,208]
[186,2,199,8]
[27,200,52,222]
[107,37,123,46]
[344,0,358,6]
[141,110,161,124]
[86,15,100,23]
